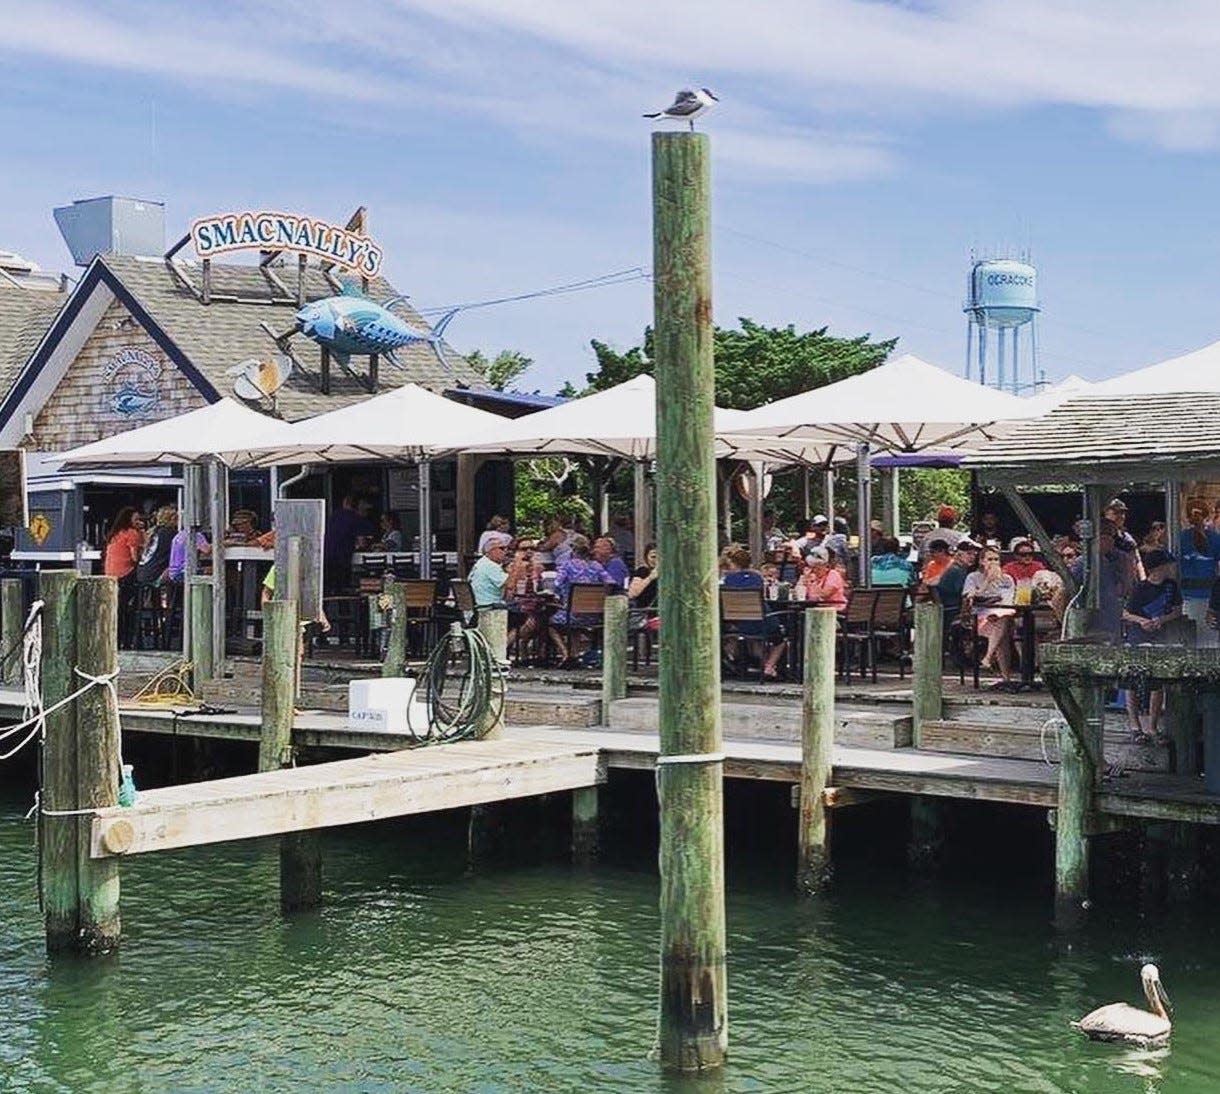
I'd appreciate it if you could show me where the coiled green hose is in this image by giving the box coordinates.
[406,622,505,744]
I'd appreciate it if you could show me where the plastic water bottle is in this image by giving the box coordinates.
[118,763,138,808]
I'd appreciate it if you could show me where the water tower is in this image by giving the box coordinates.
[963,256,1039,393]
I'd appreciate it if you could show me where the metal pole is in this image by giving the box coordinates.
[802,467,811,525]
[418,458,433,580]
[633,460,653,559]
[977,314,988,387]
[748,461,766,564]
[997,323,1007,393]
[1011,327,1021,394]
[856,442,872,587]
[823,468,835,522]
[965,318,974,382]
[208,460,227,675]
[652,129,727,1073]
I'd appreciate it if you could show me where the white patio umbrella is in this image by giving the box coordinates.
[1088,337,1220,395]
[723,354,1034,582]
[236,382,504,466]
[57,397,299,469]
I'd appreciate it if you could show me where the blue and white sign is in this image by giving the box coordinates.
[189,210,384,277]
[102,347,162,418]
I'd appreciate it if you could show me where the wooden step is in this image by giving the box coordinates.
[919,718,1172,773]
[607,697,911,749]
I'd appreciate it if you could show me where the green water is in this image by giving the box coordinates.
[3,787,1220,1093]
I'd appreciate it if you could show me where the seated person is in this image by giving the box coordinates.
[1002,539,1043,583]
[469,538,509,608]
[549,535,614,664]
[933,539,980,620]
[721,544,787,678]
[798,547,848,611]
[871,536,912,586]
[919,540,953,590]
[962,545,1017,689]
[225,509,261,544]
[628,543,660,634]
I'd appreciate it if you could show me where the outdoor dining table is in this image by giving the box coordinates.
[1012,601,1053,690]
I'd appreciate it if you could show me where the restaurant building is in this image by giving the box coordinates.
[0,198,525,561]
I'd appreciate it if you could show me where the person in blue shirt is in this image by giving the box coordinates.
[871,536,913,586]
[469,539,509,607]
[1122,548,1182,742]
[592,536,630,588]
[1178,507,1220,639]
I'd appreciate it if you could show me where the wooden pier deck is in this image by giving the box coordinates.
[90,735,604,858]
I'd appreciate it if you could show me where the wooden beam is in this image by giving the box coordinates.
[91,742,603,857]
[998,485,1076,592]
[821,786,890,809]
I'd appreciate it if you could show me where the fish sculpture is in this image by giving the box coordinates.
[294,287,457,373]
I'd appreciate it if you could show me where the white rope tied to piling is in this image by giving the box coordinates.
[655,751,726,766]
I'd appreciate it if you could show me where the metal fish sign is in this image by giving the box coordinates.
[294,290,457,373]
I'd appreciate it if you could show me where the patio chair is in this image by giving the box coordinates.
[868,587,910,682]
[719,586,786,680]
[838,589,879,682]
[397,578,438,658]
[558,582,609,666]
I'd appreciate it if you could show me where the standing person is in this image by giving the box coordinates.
[1123,549,1182,742]
[378,512,405,552]
[104,506,142,644]
[469,538,509,608]
[1098,519,1138,641]
[963,545,1017,689]
[137,506,178,587]
[323,495,363,594]
[920,505,965,561]
[592,536,630,587]
[1178,506,1219,641]
[762,509,788,552]
[608,512,635,560]
[166,524,211,585]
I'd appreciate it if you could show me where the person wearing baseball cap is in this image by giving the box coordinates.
[933,539,980,619]
[919,504,965,562]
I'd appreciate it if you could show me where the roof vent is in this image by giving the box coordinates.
[53,196,166,266]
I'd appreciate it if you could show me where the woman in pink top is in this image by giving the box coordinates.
[798,547,848,611]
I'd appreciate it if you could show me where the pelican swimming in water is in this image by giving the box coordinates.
[1072,964,1173,1048]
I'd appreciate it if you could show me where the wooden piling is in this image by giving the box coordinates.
[259,600,298,773]
[1055,685,1099,929]
[652,129,727,1072]
[189,576,214,686]
[1,577,23,687]
[571,785,600,864]
[911,602,943,748]
[601,594,628,725]
[475,608,507,740]
[382,579,408,678]
[40,570,79,953]
[260,598,321,912]
[74,577,121,953]
[797,608,836,894]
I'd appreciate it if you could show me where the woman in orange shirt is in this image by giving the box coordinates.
[104,507,142,582]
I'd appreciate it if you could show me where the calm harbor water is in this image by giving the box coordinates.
[3,783,1220,1094]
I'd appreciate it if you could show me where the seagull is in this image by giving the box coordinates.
[644,88,719,130]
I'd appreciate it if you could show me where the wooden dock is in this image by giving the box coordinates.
[90,735,604,858]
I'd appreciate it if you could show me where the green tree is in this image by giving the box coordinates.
[467,348,534,391]
[584,319,895,408]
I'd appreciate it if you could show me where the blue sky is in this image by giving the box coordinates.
[3,0,1220,396]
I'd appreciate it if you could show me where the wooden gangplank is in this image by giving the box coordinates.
[90,737,604,859]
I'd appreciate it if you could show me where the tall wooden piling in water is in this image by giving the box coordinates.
[40,570,79,952]
[798,608,836,894]
[40,572,122,953]
[652,129,727,1072]
[1,577,23,687]
[75,577,121,952]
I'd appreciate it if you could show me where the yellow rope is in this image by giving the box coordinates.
[129,659,196,707]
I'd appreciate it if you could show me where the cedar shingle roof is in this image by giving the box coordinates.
[0,282,65,397]
[99,254,486,421]
[966,393,1220,474]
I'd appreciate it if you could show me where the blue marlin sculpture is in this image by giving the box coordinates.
[294,288,458,373]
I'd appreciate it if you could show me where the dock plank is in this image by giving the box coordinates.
[90,737,604,858]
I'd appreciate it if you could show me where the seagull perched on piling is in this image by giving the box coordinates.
[644,88,719,130]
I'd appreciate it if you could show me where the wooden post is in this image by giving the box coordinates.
[652,130,727,1072]
[260,598,322,912]
[259,600,297,773]
[39,570,79,953]
[1,577,23,687]
[602,594,628,725]
[747,460,766,563]
[633,460,653,560]
[208,461,228,675]
[797,607,836,894]
[475,607,507,740]
[571,785,600,865]
[189,576,214,686]
[456,453,482,576]
[75,577,121,953]
[381,579,408,678]
[908,797,945,872]
[1055,685,1098,929]
[911,602,943,748]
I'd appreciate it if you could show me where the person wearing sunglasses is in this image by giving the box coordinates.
[1002,538,1042,583]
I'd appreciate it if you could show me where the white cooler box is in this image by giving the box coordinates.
[348,677,430,734]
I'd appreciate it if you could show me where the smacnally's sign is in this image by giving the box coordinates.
[189,211,383,277]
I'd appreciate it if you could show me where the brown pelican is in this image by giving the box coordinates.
[1072,964,1173,1048]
